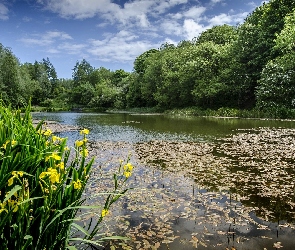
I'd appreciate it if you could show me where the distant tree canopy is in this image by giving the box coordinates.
[0,0,295,117]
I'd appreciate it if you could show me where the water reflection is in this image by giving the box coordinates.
[32,112,295,143]
[32,112,295,249]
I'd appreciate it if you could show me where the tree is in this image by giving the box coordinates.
[196,24,237,45]
[42,57,58,92]
[0,48,21,105]
[21,61,52,105]
[133,49,159,75]
[72,59,94,86]
[89,67,113,87]
[256,9,295,111]
[230,0,295,108]
[89,79,119,108]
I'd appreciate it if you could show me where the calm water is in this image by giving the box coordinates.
[32,111,295,143]
[32,112,295,249]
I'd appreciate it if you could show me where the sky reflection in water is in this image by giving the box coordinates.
[32,112,295,249]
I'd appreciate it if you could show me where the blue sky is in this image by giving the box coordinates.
[0,0,268,79]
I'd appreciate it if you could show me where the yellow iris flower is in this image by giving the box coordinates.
[101,209,109,217]
[73,179,82,190]
[75,140,84,147]
[80,129,89,135]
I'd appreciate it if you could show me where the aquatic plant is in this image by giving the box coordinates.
[0,102,133,249]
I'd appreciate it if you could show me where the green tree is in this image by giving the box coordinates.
[72,59,94,86]
[196,24,237,45]
[22,61,52,105]
[0,48,22,105]
[133,49,159,76]
[89,67,113,87]
[256,9,295,111]
[89,79,119,108]
[230,0,295,108]
[42,57,58,92]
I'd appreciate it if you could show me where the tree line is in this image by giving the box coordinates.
[1,0,295,117]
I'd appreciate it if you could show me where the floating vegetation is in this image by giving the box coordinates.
[83,127,295,249]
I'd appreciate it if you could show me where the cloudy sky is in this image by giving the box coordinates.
[0,0,267,78]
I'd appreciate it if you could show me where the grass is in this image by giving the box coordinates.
[0,101,133,249]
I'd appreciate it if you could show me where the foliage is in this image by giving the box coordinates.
[0,102,133,249]
[195,24,237,45]
[1,0,295,117]
[228,0,295,108]
[256,8,295,113]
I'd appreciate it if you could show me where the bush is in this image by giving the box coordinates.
[0,102,133,249]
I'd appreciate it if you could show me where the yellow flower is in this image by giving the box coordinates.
[11,171,24,177]
[7,199,18,212]
[57,162,65,170]
[8,171,24,186]
[39,168,60,184]
[123,163,133,171]
[13,205,18,212]
[80,129,89,135]
[39,172,47,179]
[2,140,16,149]
[0,202,7,214]
[64,146,70,151]
[37,129,43,135]
[52,153,61,161]
[75,140,84,147]
[45,152,61,162]
[43,129,52,136]
[73,179,82,190]
[101,209,109,217]
[123,171,132,178]
[52,136,61,142]
[12,171,24,177]
[80,149,89,157]
[8,177,15,186]
[48,168,60,184]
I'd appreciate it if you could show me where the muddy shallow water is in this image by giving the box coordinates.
[32,112,295,249]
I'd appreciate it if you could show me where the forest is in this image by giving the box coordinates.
[1,0,295,118]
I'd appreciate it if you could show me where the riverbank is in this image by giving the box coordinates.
[32,120,80,133]
[32,104,295,120]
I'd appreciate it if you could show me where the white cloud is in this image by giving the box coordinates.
[0,3,9,20]
[153,0,188,14]
[20,31,72,46]
[183,6,206,21]
[160,19,183,36]
[29,0,260,65]
[87,30,158,62]
[208,12,248,26]
[38,0,191,29]
[183,19,207,40]
[208,13,232,26]
[57,42,87,55]
[46,48,60,54]
[210,0,223,4]
[38,0,118,19]
[22,16,32,22]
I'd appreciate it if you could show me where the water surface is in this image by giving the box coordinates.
[32,112,295,249]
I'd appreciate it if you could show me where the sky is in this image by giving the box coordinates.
[0,0,268,79]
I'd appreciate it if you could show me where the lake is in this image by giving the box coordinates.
[32,112,295,250]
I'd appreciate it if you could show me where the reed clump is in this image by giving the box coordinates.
[0,102,133,249]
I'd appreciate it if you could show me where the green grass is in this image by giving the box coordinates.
[0,102,133,249]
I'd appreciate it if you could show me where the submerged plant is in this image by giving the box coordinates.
[0,101,133,249]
